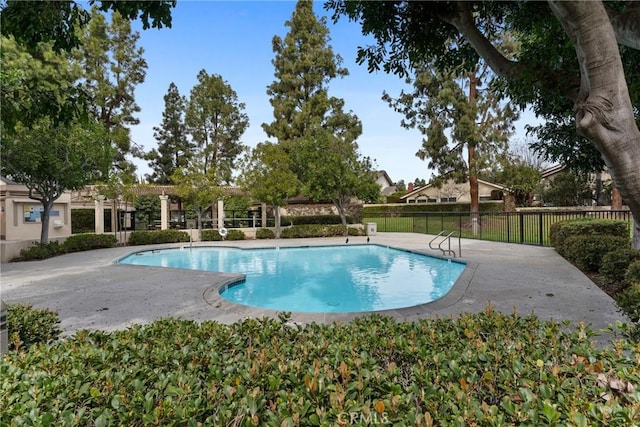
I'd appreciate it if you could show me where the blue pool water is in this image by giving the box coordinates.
[118,245,466,313]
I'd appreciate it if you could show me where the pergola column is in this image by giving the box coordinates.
[94,195,105,234]
[160,195,169,230]
[217,199,224,228]
[261,203,267,228]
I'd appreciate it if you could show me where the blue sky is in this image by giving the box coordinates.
[129,1,538,185]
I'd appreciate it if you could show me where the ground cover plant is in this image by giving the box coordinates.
[6,304,61,352]
[2,310,639,425]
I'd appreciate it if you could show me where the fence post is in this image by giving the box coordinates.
[519,213,525,244]
[506,212,511,243]
[539,212,544,246]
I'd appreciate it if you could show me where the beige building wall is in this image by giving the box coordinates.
[1,179,72,262]
[403,179,504,204]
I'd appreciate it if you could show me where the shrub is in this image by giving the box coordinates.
[128,230,190,245]
[225,229,245,241]
[550,218,629,256]
[63,233,117,253]
[616,284,640,323]
[6,304,61,352]
[2,312,639,425]
[600,248,640,285]
[70,208,95,234]
[201,229,222,241]
[626,260,640,285]
[17,241,64,261]
[347,226,365,236]
[255,228,275,239]
[562,234,629,272]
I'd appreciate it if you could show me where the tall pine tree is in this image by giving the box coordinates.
[74,6,147,177]
[145,82,194,184]
[384,59,518,234]
[185,70,249,185]
[263,0,377,225]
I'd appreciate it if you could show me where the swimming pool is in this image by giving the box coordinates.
[118,245,466,313]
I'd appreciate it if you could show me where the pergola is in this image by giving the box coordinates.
[70,185,265,233]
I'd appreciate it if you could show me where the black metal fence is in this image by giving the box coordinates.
[364,210,633,246]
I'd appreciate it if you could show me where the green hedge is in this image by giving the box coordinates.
[626,261,640,285]
[562,235,630,272]
[364,202,503,215]
[280,215,354,226]
[549,219,629,256]
[17,241,64,261]
[6,304,61,352]
[127,230,190,246]
[280,224,364,238]
[63,234,117,253]
[225,229,245,241]
[16,234,118,261]
[71,209,95,234]
[2,312,639,425]
[255,228,275,239]
[201,229,222,241]
[601,248,640,285]
[617,284,640,324]
[201,229,245,241]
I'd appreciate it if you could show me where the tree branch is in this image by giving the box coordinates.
[606,3,640,50]
[440,1,580,101]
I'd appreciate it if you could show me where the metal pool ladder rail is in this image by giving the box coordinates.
[429,230,461,258]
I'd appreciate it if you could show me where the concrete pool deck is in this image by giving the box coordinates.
[0,233,628,342]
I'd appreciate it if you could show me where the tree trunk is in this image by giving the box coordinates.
[112,199,118,239]
[549,0,640,249]
[334,198,348,235]
[468,72,480,236]
[274,205,282,239]
[196,208,203,241]
[39,199,54,244]
[611,185,622,209]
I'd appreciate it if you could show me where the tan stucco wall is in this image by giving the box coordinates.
[2,197,72,241]
[1,181,72,245]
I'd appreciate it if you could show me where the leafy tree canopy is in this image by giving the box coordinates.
[0,0,175,52]
[1,118,112,243]
[327,0,640,246]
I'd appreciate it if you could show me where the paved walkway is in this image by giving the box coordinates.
[0,233,627,343]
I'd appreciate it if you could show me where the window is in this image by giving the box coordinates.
[427,197,437,203]
[440,197,457,203]
[479,196,492,201]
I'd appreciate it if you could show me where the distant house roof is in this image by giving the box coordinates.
[541,164,566,179]
[375,170,393,186]
[374,170,397,196]
[400,178,507,200]
[0,176,18,185]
